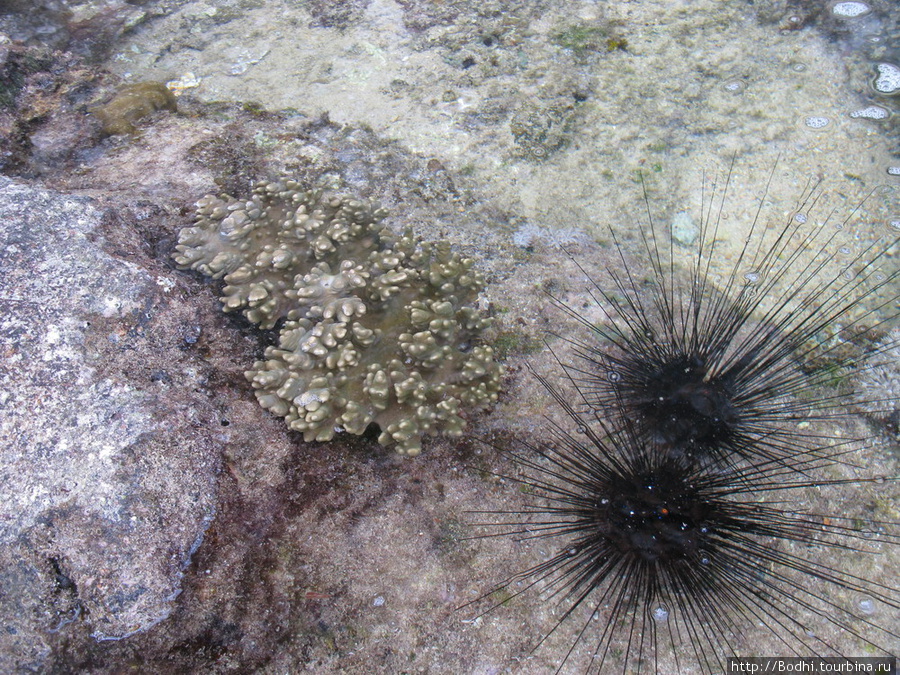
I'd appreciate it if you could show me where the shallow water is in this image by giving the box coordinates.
[108,0,899,243]
[80,0,900,672]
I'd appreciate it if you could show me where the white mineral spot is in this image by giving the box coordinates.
[512,222,584,248]
[230,49,271,76]
[831,1,870,18]
[849,105,889,120]
[296,391,323,407]
[101,295,123,317]
[166,72,202,95]
[874,63,900,95]
[804,116,830,129]
[670,211,698,246]
[155,276,176,292]
[888,166,900,176]
[373,596,385,607]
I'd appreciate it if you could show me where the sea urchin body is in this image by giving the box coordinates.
[472,392,899,674]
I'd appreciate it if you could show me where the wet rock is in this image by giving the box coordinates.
[509,100,577,160]
[0,0,156,61]
[301,0,372,29]
[0,177,221,671]
[0,40,102,177]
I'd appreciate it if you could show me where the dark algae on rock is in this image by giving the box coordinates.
[174,177,502,455]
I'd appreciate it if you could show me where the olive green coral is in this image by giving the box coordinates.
[93,82,177,136]
[173,178,502,455]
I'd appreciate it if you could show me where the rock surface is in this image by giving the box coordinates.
[0,177,220,669]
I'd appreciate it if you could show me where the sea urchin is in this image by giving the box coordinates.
[470,165,900,674]
[470,382,899,674]
[563,164,899,468]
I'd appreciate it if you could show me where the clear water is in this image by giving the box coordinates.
[108,0,899,245]
[92,0,900,672]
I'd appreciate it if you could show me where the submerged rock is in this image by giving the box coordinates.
[0,177,220,670]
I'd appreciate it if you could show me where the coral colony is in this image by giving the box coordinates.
[174,178,501,455]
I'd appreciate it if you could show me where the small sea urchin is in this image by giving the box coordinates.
[471,165,900,674]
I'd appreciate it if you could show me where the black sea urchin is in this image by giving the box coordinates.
[561,164,899,468]
[470,383,900,674]
[469,167,900,674]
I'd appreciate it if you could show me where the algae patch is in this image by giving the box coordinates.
[551,22,629,57]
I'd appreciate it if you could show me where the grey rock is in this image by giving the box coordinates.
[0,177,220,670]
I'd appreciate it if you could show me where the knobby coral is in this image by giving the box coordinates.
[173,178,502,455]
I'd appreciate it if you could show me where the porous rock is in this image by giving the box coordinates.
[0,177,219,671]
[174,178,502,455]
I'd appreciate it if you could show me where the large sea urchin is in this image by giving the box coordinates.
[471,382,899,674]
